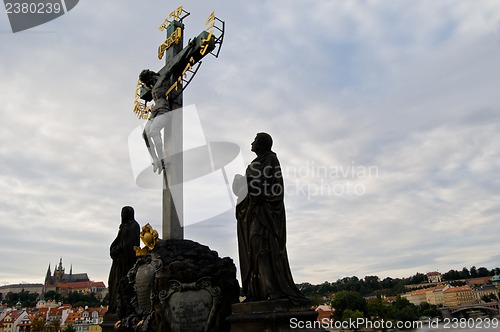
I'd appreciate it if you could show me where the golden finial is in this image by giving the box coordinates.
[134,223,159,256]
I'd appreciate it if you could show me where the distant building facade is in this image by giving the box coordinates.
[443,285,475,307]
[56,281,107,299]
[402,283,500,307]
[0,284,43,295]
[426,271,442,283]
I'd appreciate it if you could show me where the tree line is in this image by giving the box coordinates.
[330,290,441,327]
[297,266,500,305]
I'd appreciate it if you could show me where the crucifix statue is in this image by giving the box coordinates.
[139,38,196,175]
[134,7,224,240]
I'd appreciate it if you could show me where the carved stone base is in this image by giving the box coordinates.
[227,299,327,332]
[118,239,239,332]
[100,313,119,332]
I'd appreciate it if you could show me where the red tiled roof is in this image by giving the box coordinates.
[65,311,82,323]
[48,307,62,315]
[409,286,440,295]
[37,308,49,315]
[7,310,21,320]
[443,285,472,293]
[55,281,106,289]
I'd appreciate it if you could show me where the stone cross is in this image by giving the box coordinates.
[136,8,221,240]
[161,19,184,241]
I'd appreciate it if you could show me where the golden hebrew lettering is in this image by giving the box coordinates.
[159,6,183,30]
[205,11,215,25]
[165,81,178,99]
[158,18,169,31]
[158,27,182,60]
[169,6,183,20]
[201,30,213,44]
[200,44,209,56]
[182,58,195,77]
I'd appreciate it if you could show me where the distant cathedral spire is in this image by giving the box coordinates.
[44,264,52,283]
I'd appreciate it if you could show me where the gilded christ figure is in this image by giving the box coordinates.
[139,40,196,174]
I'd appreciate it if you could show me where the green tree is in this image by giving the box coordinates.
[330,290,367,320]
[364,276,381,291]
[31,317,46,332]
[470,266,478,278]
[367,297,394,319]
[4,290,38,308]
[102,292,110,306]
[46,318,61,332]
[396,305,419,322]
[62,324,76,332]
[342,309,364,331]
[408,273,426,285]
[417,301,440,318]
[477,267,490,277]
[308,293,325,306]
[317,281,335,295]
[443,269,460,281]
[393,297,412,310]
[461,267,470,279]
[392,297,419,322]
[63,291,100,307]
[380,277,394,289]
[44,291,62,302]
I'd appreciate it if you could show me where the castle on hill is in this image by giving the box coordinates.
[44,258,90,289]
[42,258,106,299]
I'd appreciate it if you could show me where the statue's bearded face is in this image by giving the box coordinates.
[139,70,157,87]
[251,133,272,154]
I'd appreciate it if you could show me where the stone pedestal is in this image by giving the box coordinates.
[227,299,327,332]
[100,313,118,332]
[115,239,239,332]
[101,312,123,332]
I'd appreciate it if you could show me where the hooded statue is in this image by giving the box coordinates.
[107,206,141,316]
[233,133,309,305]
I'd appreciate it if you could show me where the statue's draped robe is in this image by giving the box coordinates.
[107,208,141,316]
[236,151,309,305]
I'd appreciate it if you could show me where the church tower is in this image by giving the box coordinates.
[54,258,65,283]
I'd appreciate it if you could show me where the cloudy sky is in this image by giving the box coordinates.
[1,0,500,287]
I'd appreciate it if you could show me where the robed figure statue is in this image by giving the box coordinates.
[233,133,309,305]
[106,206,141,317]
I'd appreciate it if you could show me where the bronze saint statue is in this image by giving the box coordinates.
[107,206,141,317]
[233,133,309,305]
